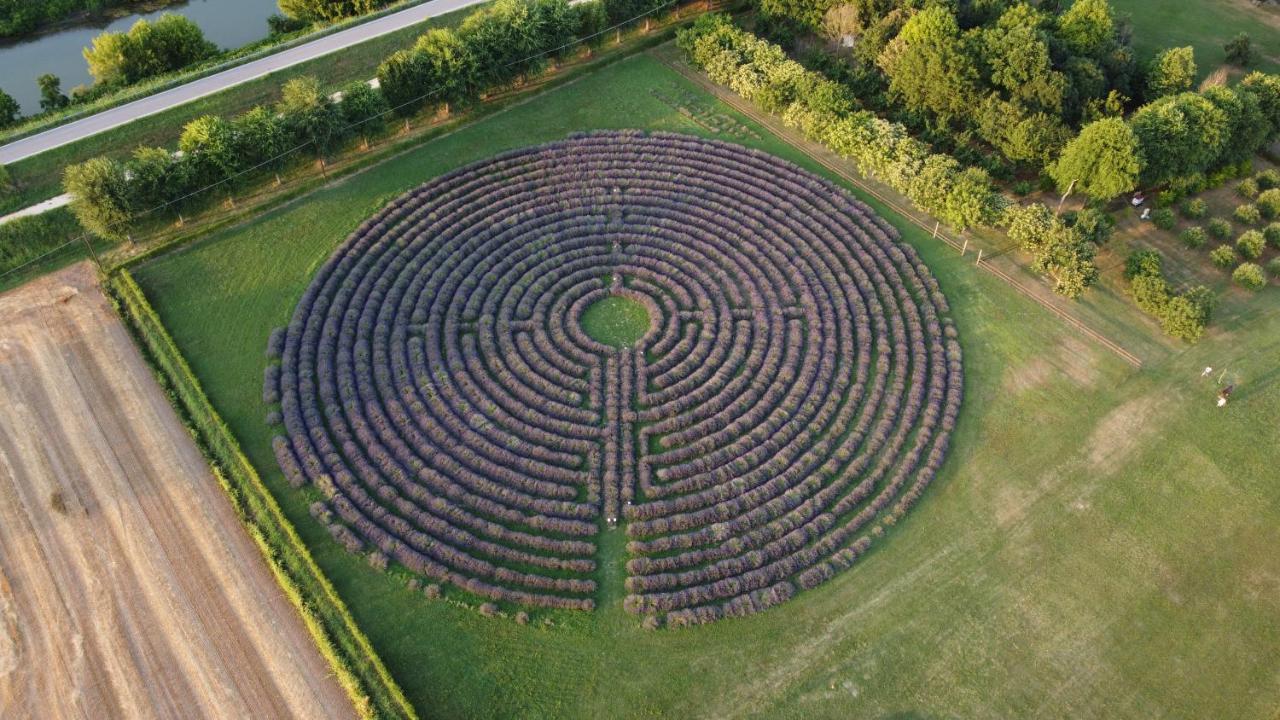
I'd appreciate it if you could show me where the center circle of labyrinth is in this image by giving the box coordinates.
[269,131,964,626]
[580,293,652,348]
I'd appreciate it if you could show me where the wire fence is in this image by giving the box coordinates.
[0,0,694,286]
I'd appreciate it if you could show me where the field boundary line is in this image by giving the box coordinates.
[107,268,418,720]
[652,47,1144,369]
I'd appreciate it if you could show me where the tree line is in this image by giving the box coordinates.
[61,0,670,239]
[680,13,1105,298]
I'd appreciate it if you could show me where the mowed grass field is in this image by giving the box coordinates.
[1111,0,1280,76]
[134,52,1280,719]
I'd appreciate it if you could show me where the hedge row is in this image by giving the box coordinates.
[107,269,417,720]
[0,206,84,277]
[677,13,1004,233]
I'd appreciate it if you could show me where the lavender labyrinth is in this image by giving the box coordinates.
[265,131,964,627]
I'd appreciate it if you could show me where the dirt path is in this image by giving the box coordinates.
[0,263,351,720]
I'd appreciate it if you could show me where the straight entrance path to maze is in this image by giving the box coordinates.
[0,263,352,720]
[651,48,1145,369]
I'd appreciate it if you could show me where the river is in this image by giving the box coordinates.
[1,0,280,116]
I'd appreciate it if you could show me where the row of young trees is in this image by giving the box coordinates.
[64,76,387,237]
[679,14,1102,297]
[679,13,1002,231]
[63,0,668,240]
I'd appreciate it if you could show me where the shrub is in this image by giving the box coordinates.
[1125,249,1163,280]
[1124,249,1216,341]
[1256,189,1280,219]
[1210,244,1238,268]
[1265,222,1280,249]
[1151,207,1177,230]
[1233,262,1266,290]
[1234,204,1262,225]
[1237,230,1266,259]
[1012,180,1033,196]
[1207,217,1233,240]
[1237,178,1259,199]
[1225,33,1258,67]
[1179,226,1207,249]
[1268,257,1280,278]
[1256,169,1280,190]
[1180,198,1208,220]
[1233,229,1264,257]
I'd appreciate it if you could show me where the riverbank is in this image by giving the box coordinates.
[0,0,186,44]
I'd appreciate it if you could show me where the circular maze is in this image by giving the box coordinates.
[266,131,964,626]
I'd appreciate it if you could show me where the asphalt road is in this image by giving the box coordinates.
[0,0,482,165]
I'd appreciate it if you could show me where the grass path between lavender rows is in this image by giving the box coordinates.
[134,52,1280,719]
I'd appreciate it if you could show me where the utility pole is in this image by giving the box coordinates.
[78,233,103,273]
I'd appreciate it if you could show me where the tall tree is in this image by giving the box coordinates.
[1056,0,1113,58]
[1129,92,1228,186]
[64,157,133,239]
[981,3,1065,113]
[1144,46,1196,101]
[276,76,347,155]
[877,6,981,129]
[1050,117,1141,200]
[0,88,19,127]
[178,114,241,185]
[37,74,68,112]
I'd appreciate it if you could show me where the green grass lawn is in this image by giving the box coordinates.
[1111,0,1280,76]
[133,51,1280,719]
[580,295,653,347]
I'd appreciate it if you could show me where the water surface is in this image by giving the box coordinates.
[1,0,279,116]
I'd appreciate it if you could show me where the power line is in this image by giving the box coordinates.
[31,0,688,278]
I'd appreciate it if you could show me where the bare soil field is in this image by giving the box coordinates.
[0,263,350,720]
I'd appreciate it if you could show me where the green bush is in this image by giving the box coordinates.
[1234,203,1261,225]
[1179,226,1207,249]
[680,16,1002,233]
[1237,229,1266,259]
[1265,222,1280,249]
[1257,169,1280,190]
[1123,249,1215,342]
[1210,244,1238,269]
[1207,217,1233,240]
[1156,189,1180,208]
[1180,197,1208,219]
[1256,188,1280,219]
[1125,249,1163,279]
[0,207,85,276]
[1012,180,1033,196]
[1268,257,1280,277]
[1237,178,1260,199]
[1233,262,1266,290]
[1151,207,1177,230]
